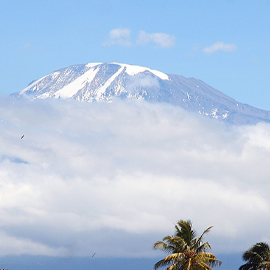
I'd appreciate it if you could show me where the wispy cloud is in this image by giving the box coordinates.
[203,42,237,55]
[103,28,175,48]
[136,31,176,48]
[127,74,160,94]
[102,28,132,47]
[1,98,270,257]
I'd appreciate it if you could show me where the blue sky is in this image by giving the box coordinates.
[0,0,270,110]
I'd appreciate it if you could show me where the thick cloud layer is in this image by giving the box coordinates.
[0,98,270,257]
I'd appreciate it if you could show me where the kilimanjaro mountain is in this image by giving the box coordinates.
[16,62,270,125]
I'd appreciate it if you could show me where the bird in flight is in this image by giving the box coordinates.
[92,253,96,257]
[21,135,24,139]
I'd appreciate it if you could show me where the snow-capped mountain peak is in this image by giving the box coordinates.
[19,62,169,102]
[110,62,169,80]
[16,62,270,125]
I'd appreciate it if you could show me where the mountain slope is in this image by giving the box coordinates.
[16,62,270,125]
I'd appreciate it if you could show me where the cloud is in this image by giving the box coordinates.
[1,98,270,257]
[102,28,132,47]
[137,31,176,48]
[126,74,160,95]
[203,42,237,55]
[103,28,175,48]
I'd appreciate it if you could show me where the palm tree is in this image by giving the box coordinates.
[240,242,270,270]
[153,220,222,270]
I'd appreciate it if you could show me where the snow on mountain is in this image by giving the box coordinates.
[16,62,270,125]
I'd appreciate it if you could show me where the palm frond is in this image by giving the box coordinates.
[163,252,184,262]
[196,242,212,253]
[154,253,184,270]
[197,261,216,270]
[167,263,181,270]
[163,236,187,252]
[243,250,263,264]
[154,258,174,270]
[154,244,178,254]
[175,220,196,246]
[154,241,170,250]
[163,235,186,244]
[239,262,256,270]
[196,252,222,267]
[258,261,270,270]
[194,226,213,249]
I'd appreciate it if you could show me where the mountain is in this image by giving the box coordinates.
[16,62,270,125]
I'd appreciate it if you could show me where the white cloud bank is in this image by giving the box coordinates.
[103,28,175,48]
[203,42,237,55]
[1,98,270,257]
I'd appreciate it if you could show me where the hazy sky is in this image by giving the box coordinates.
[0,0,270,110]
